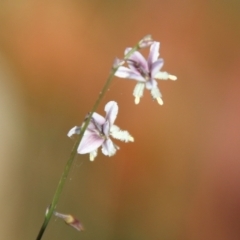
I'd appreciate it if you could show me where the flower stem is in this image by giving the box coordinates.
[35,42,141,240]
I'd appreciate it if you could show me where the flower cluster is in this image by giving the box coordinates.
[36,36,177,239]
[68,36,177,161]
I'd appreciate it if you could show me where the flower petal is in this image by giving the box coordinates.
[102,138,119,156]
[67,126,81,138]
[148,41,160,66]
[110,125,134,142]
[151,59,164,77]
[78,131,104,154]
[127,51,149,72]
[145,79,157,90]
[104,101,118,126]
[115,66,145,81]
[91,112,105,125]
[102,120,110,136]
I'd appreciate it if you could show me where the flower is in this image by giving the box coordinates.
[115,41,177,105]
[68,101,134,161]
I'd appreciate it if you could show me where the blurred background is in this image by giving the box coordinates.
[0,0,240,239]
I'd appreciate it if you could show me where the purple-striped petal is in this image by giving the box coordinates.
[83,120,100,132]
[115,66,145,81]
[148,41,160,67]
[104,101,118,125]
[92,112,105,125]
[151,59,164,77]
[127,51,149,72]
[102,120,110,136]
[78,131,104,154]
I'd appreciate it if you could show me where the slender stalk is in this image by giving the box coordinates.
[35,42,141,240]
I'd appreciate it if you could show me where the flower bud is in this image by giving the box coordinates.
[138,35,154,48]
[54,211,84,231]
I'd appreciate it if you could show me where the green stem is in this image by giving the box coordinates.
[35,42,140,240]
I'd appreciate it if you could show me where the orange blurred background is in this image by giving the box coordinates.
[0,1,240,239]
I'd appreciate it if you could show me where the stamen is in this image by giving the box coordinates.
[151,87,163,105]
[156,97,164,105]
[128,136,134,142]
[90,150,97,161]
[133,83,145,104]
[168,75,177,80]
[155,71,177,80]
[135,97,140,104]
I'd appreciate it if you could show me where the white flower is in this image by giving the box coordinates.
[68,101,134,161]
[115,41,177,105]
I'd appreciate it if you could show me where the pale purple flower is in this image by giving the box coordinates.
[115,41,177,105]
[68,101,134,161]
